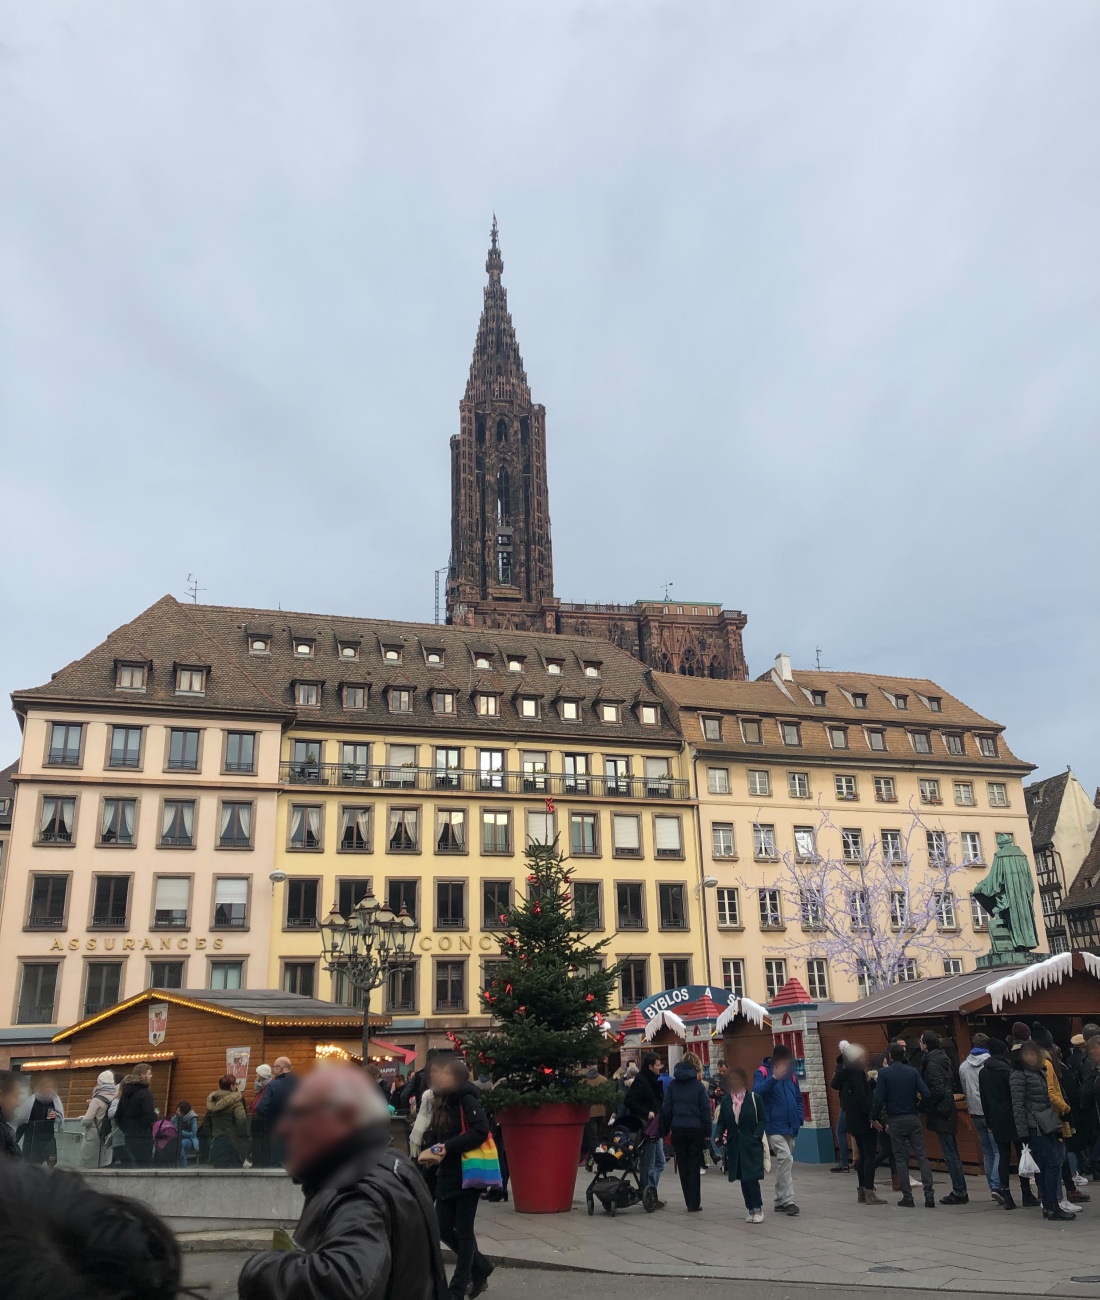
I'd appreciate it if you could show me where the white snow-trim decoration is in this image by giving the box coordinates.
[1082,952,1100,981]
[714,996,769,1034]
[643,1009,687,1041]
[987,952,1073,1013]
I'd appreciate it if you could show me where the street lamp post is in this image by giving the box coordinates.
[319,892,416,1064]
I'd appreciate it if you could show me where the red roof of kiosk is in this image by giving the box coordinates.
[768,977,814,1008]
[680,993,728,1021]
[620,1007,647,1031]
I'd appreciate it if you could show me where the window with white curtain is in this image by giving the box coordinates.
[154,877,190,928]
[218,802,252,848]
[213,878,248,928]
[161,799,195,847]
[612,814,641,857]
[653,816,683,858]
[388,808,419,852]
[100,798,136,846]
[209,961,244,990]
[526,810,554,846]
[289,804,322,850]
[340,806,371,852]
[437,809,467,853]
[38,796,75,844]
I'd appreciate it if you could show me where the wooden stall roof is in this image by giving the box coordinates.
[52,988,390,1042]
[22,1049,178,1073]
[816,967,1028,1024]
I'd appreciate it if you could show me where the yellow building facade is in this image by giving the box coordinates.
[656,656,1038,1006]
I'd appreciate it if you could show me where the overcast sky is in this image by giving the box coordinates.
[2,2,1097,790]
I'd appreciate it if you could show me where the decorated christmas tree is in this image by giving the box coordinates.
[465,829,621,1108]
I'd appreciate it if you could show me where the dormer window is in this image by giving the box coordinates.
[739,718,761,745]
[338,642,360,660]
[343,684,367,709]
[560,699,581,721]
[476,692,500,717]
[546,659,563,675]
[294,639,315,658]
[389,687,412,713]
[944,733,964,756]
[977,735,998,758]
[296,681,321,707]
[910,730,932,754]
[382,646,403,664]
[248,636,270,655]
[828,726,848,750]
[474,653,493,670]
[810,690,827,707]
[584,662,602,679]
[852,693,868,709]
[507,657,524,673]
[781,721,802,747]
[599,703,620,724]
[116,662,147,691]
[927,696,942,713]
[640,704,660,726]
[432,690,456,716]
[519,696,539,719]
[426,649,445,666]
[176,667,205,696]
[894,693,909,710]
[702,717,722,742]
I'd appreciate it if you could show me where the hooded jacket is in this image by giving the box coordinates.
[238,1123,448,1300]
[206,1088,250,1162]
[753,1064,803,1136]
[115,1079,155,1137]
[1010,1059,1053,1140]
[661,1061,711,1133]
[919,1048,958,1134]
[958,1048,989,1117]
[978,1054,1015,1144]
[428,1081,490,1200]
[80,1071,117,1167]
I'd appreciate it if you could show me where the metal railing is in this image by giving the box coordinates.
[279,762,688,799]
[18,1004,56,1025]
[26,915,65,930]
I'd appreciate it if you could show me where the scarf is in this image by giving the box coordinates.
[731,1088,746,1121]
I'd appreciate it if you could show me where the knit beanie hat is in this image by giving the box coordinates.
[1011,1021,1030,1042]
[988,1038,1007,1057]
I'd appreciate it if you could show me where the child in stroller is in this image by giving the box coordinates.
[585,1123,659,1215]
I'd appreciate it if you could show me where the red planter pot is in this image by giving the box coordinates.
[496,1103,589,1213]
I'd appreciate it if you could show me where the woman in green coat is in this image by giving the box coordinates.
[715,1066,767,1223]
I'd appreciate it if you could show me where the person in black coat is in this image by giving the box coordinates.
[114,1063,157,1168]
[831,1044,883,1204]
[918,1032,967,1204]
[661,1052,711,1213]
[255,1057,300,1168]
[626,1053,667,1195]
[419,1058,494,1300]
[977,1039,1018,1208]
[0,1071,22,1162]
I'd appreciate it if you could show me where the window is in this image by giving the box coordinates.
[176,667,205,695]
[47,722,82,766]
[788,771,810,799]
[712,823,736,858]
[525,809,555,846]
[848,888,869,930]
[810,690,827,707]
[978,735,998,758]
[482,810,511,854]
[517,696,539,719]
[333,969,366,1009]
[696,715,721,743]
[987,782,1009,808]
[910,730,932,754]
[387,879,418,923]
[17,962,59,1024]
[894,694,909,710]
[828,726,848,750]
[38,796,75,844]
[943,958,964,976]
[658,883,687,929]
[653,816,683,858]
[294,639,315,658]
[954,781,975,806]
[28,875,68,929]
[740,718,761,744]
[286,878,320,929]
[715,886,741,928]
[874,776,897,802]
[841,828,864,862]
[213,878,248,929]
[153,877,190,928]
[640,704,660,726]
[289,805,323,850]
[167,729,199,771]
[91,875,129,928]
[473,652,492,670]
[248,636,270,655]
[961,831,983,864]
[563,753,589,793]
[970,894,988,930]
[436,881,466,929]
[433,747,461,789]
[210,961,244,990]
[781,722,801,747]
[926,829,948,865]
[605,755,631,795]
[928,696,943,713]
[108,726,142,769]
[388,688,412,713]
[890,890,909,929]
[612,814,641,857]
[882,829,905,864]
[507,656,524,673]
[721,958,746,997]
[482,880,512,927]
[800,888,824,928]
[83,962,123,1016]
[337,878,372,919]
[99,798,136,846]
[161,799,195,847]
[599,703,620,724]
[224,733,257,769]
[893,958,919,984]
[852,692,868,709]
[435,808,467,853]
[295,682,320,708]
[935,890,957,930]
[386,964,416,1013]
[434,960,466,1012]
[387,808,419,852]
[521,751,548,792]
[834,774,857,801]
[339,743,369,785]
[339,641,360,661]
[476,693,500,717]
[764,959,788,1001]
[546,658,563,675]
[479,750,504,791]
[383,645,403,663]
[759,888,783,929]
[560,699,580,721]
[283,962,316,997]
[573,881,602,928]
[806,958,830,1000]
[570,812,598,856]
[116,662,146,690]
[793,826,817,861]
[919,778,941,805]
[149,960,184,989]
[663,958,690,988]
[620,960,648,1007]
[432,690,456,716]
[584,661,602,678]
[856,960,873,997]
[343,684,367,710]
[867,729,887,752]
[753,824,777,859]
[616,882,645,930]
[944,733,964,756]
[747,769,771,797]
[644,757,672,794]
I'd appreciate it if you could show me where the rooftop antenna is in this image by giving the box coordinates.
[815,646,823,670]
[662,582,674,603]
[434,565,450,624]
[185,573,206,604]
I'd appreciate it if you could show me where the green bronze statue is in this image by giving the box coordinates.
[973,832,1040,968]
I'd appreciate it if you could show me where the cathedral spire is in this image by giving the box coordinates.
[465,217,530,405]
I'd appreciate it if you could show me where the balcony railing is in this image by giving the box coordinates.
[279,762,689,799]
[18,1004,56,1025]
[26,915,65,930]
[91,915,128,929]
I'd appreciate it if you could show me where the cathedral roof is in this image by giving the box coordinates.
[463,218,532,406]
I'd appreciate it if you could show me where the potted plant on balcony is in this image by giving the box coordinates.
[466,834,619,1214]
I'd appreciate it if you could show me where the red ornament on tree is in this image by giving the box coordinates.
[585,993,594,1002]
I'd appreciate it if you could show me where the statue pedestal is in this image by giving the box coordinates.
[975,950,1042,970]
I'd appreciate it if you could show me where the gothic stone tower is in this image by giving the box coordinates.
[447,220,557,631]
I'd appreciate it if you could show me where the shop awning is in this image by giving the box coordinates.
[368,1038,416,1064]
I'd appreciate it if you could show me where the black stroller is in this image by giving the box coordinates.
[585,1125,658,1215]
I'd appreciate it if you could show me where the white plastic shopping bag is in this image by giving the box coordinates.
[1018,1143,1040,1177]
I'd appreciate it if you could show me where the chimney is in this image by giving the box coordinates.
[774,652,793,683]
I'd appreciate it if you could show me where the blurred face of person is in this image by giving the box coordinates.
[1088,1038,1100,1065]
[0,1079,20,1119]
[728,1068,748,1092]
[35,1076,55,1099]
[1021,1045,1042,1070]
[436,1065,462,1095]
[277,1068,372,1179]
